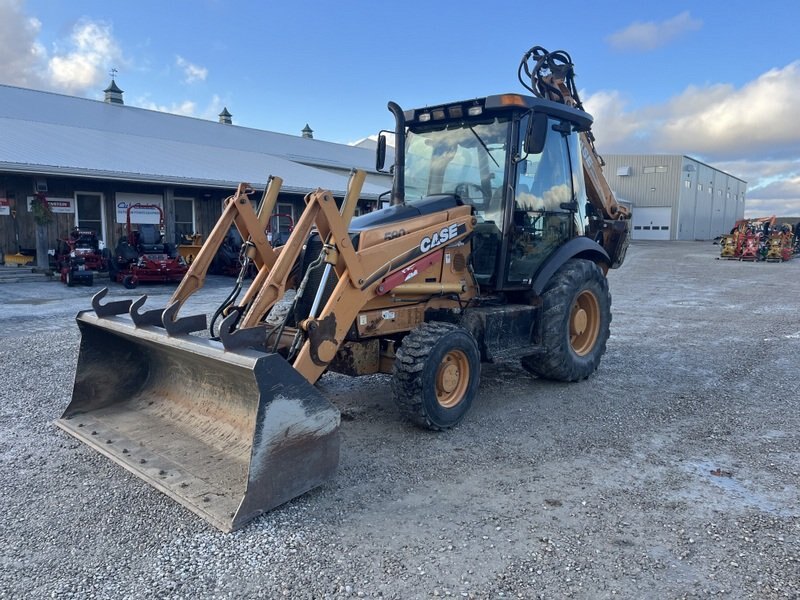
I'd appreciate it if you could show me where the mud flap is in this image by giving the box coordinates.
[57,311,340,532]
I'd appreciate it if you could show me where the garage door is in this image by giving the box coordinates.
[632,207,671,240]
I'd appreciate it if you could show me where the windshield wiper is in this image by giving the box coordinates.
[469,127,500,168]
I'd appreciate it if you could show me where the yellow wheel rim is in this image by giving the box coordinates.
[435,350,470,408]
[570,290,600,356]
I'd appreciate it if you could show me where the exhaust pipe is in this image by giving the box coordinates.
[387,101,406,206]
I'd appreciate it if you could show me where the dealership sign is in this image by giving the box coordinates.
[26,196,75,214]
[115,202,163,224]
[114,193,164,224]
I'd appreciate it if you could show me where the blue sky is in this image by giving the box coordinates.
[1,0,799,216]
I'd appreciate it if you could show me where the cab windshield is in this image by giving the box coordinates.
[404,117,510,219]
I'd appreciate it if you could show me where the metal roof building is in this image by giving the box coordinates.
[601,154,747,241]
[0,82,391,257]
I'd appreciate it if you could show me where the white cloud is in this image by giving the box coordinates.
[176,55,207,83]
[584,62,800,162]
[579,89,643,148]
[607,11,702,52]
[584,62,800,217]
[136,97,198,117]
[0,0,46,88]
[0,1,122,95]
[47,20,123,93]
[743,173,800,217]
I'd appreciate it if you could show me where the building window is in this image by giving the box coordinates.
[697,184,703,192]
[718,189,722,196]
[708,187,713,194]
[75,193,104,240]
[174,198,195,237]
[684,180,692,189]
[644,165,668,174]
[643,166,655,174]
[727,192,731,199]
[655,166,668,173]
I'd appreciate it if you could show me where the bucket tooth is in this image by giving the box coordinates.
[91,287,132,317]
[219,322,272,352]
[130,295,165,327]
[57,311,340,532]
[162,301,207,335]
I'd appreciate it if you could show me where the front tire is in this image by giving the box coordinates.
[523,258,611,382]
[392,322,480,431]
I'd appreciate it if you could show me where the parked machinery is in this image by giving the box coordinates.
[177,233,204,265]
[59,46,631,532]
[54,227,107,286]
[765,224,795,262]
[107,203,188,289]
[719,216,776,261]
[718,233,739,259]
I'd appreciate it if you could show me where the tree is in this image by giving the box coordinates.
[31,192,53,270]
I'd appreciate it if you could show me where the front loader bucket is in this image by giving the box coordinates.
[57,312,340,532]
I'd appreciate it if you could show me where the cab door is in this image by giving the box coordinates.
[504,116,577,286]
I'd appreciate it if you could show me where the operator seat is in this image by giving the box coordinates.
[137,224,165,254]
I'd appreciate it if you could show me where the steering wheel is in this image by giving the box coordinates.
[454,182,484,202]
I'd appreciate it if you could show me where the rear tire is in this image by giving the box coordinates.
[123,274,137,289]
[65,270,74,287]
[522,258,610,382]
[392,322,480,430]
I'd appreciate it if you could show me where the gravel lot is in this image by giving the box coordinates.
[0,241,798,599]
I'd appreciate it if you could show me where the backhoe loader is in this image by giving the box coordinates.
[58,46,631,532]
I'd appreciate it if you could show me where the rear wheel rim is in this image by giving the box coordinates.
[570,290,600,356]
[435,350,470,408]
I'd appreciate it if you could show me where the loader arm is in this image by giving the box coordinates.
[238,170,366,326]
[168,177,283,311]
[229,168,473,386]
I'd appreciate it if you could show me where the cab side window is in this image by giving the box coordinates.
[515,117,572,212]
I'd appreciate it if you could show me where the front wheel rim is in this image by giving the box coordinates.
[435,350,470,408]
[570,290,600,356]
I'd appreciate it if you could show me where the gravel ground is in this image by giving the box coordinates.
[0,241,798,599]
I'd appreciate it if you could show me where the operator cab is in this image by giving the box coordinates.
[382,94,593,291]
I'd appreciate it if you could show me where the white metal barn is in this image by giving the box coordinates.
[601,154,747,241]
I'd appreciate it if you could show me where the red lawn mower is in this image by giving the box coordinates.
[108,203,188,289]
[55,227,107,286]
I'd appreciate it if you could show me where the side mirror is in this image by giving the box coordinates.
[524,112,548,155]
[376,135,387,171]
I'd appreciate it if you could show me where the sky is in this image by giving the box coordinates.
[1,0,799,217]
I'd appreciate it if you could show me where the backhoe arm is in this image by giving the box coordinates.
[519,45,631,267]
